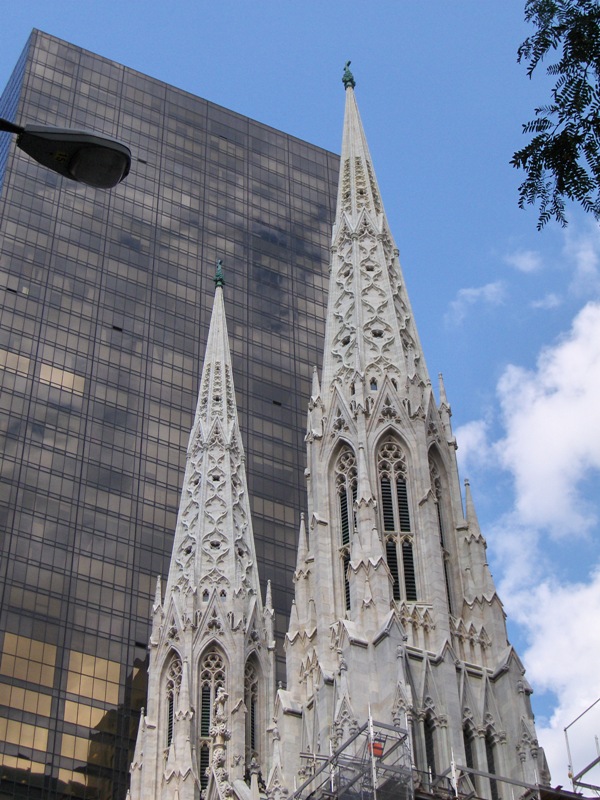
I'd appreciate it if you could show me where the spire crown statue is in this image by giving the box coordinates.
[342,61,356,90]
[214,258,225,288]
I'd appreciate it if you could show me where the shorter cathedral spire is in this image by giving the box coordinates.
[131,259,274,799]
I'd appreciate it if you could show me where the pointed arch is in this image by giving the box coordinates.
[375,432,417,601]
[333,442,357,610]
[198,645,227,790]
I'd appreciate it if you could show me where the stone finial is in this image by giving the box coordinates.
[438,372,449,407]
[152,575,162,612]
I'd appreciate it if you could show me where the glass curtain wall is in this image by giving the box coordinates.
[0,30,338,799]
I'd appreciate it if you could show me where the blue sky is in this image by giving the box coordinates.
[2,1,599,786]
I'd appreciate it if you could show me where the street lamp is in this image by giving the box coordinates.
[0,117,131,189]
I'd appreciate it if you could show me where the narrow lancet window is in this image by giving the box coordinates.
[343,551,351,610]
[386,538,401,601]
[424,716,437,781]
[486,730,499,800]
[245,660,259,761]
[335,447,357,610]
[402,540,417,601]
[165,655,182,748]
[397,478,411,531]
[463,726,475,771]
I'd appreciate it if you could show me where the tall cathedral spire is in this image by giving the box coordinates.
[274,68,548,800]
[131,263,274,800]
[321,75,429,415]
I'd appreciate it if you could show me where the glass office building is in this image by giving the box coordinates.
[0,30,338,799]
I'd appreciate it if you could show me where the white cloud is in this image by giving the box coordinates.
[455,301,600,786]
[531,292,562,310]
[454,419,491,473]
[500,568,600,787]
[445,280,505,325]
[505,248,542,273]
[564,226,600,297]
[494,301,600,537]
[487,514,544,594]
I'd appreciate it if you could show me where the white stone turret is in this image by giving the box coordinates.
[131,263,274,800]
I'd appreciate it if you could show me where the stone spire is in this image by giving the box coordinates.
[131,262,274,800]
[320,79,429,410]
[164,261,262,603]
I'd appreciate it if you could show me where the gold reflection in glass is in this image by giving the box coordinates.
[66,651,120,704]
[63,700,104,728]
[60,733,89,762]
[0,348,30,376]
[0,718,48,751]
[0,634,56,687]
[58,768,87,787]
[39,363,85,395]
[0,684,52,716]
[0,754,45,774]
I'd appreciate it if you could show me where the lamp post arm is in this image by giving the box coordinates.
[0,118,25,135]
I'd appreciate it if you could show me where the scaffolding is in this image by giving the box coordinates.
[291,720,413,800]
[565,697,600,795]
[290,716,598,800]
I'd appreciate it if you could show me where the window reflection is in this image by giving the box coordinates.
[0,348,30,376]
[0,754,45,774]
[0,719,48,751]
[66,651,120,704]
[0,633,56,687]
[0,684,52,716]
[39,363,85,395]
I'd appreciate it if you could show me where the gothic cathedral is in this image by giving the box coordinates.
[129,69,548,800]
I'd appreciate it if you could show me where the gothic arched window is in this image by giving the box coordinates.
[165,654,182,748]
[377,437,417,601]
[430,458,453,615]
[244,659,259,762]
[335,446,357,611]
[199,649,226,789]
